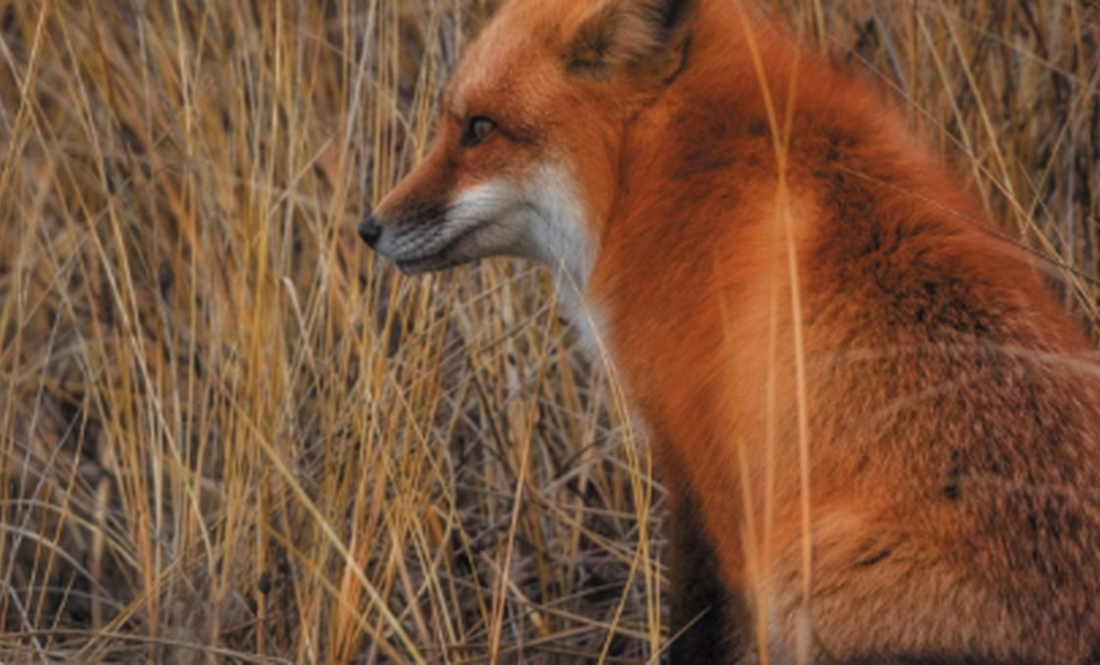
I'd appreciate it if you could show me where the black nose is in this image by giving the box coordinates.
[358,215,381,247]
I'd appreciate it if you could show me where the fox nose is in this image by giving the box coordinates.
[358,215,381,247]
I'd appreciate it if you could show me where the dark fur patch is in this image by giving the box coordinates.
[855,548,893,567]
[667,488,748,663]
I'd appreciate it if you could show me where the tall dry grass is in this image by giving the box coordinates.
[0,0,1096,663]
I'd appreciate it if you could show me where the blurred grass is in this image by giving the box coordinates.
[0,0,1096,663]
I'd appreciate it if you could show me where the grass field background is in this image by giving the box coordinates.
[0,1,1097,662]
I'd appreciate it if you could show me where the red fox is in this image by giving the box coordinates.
[358,0,1100,661]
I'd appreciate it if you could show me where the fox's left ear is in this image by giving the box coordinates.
[566,0,700,81]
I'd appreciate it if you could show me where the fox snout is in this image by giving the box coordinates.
[354,195,483,276]
[353,196,455,275]
[356,163,594,283]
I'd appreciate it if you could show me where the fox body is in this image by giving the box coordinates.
[359,0,1100,661]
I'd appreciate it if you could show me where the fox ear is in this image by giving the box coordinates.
[566,0,700,80]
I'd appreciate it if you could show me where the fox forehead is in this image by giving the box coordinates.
[445,0,593,119]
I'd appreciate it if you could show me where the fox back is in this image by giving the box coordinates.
[359,0,1100,661]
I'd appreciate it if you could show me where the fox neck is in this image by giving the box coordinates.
[526,163,596,298]
[511,160,606,355]
[554,0,752,354]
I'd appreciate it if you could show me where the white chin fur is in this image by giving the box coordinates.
[468,165,603,352]
[448,164,596,295]
[456,165,608,358]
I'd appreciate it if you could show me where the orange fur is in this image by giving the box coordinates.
[362,1,1100,661]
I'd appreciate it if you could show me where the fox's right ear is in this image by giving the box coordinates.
[565,0,699,81]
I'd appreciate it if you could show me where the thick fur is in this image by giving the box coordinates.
[362,0,1100,661]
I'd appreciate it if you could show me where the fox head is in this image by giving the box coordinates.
[359,0,700,290]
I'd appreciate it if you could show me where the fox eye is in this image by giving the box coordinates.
[462,116,496,147]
